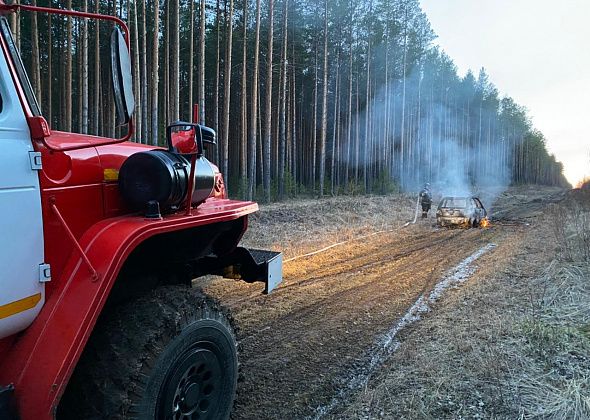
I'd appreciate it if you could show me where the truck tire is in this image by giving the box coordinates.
[58,285,237,420]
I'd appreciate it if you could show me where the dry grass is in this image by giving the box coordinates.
[516,375,590,420]
[549,189,590,262]
[241,194,417,258]
[486,197,590,420]
[511,258,590,419]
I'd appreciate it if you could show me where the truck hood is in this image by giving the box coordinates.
[95,141,160,172]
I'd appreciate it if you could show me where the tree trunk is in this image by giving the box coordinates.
[383,19,390,176]
[363,0,372,192]
[81,0,89,133]
[199,0,206,123]
[164,0,170,125]
[132,0,140,139]
[78,17,83,131]
[171,0,180,121]
[291,53,297,190]
[13,2,20,51]
[312,45,318,186]
[278,0,288,199]
[109,0,118,137]
[150,0,160,145]
[345,10,353,187]
[214,0,221,162]
[31,0,42,104]
[248,0,261,200]
[9,2,16,39]
[141,0,148,142]
[92,1,99,134]
[331,49,339,195]
[354,73,359,184]
[240,0,248,197]
[188,0,195,121]
[47,13,53,127]
[263,0,274,202]
[65,0,73,132]
[221,0,234,180]
[400,3,408,187]
[319,0,328,196]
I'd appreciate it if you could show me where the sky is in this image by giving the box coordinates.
[419,0,590,186]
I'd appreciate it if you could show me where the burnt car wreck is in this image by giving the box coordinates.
[436,196,488,228]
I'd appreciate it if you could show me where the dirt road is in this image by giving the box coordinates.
[195,187,567,419]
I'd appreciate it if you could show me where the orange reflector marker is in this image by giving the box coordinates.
[103,168,119,182]
[0,293,42,320]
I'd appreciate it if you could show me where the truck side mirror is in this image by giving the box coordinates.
[168,123,200,155]
[110,27,135,127]
[166,122,217,155]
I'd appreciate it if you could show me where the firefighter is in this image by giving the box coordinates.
[419,183,432,219]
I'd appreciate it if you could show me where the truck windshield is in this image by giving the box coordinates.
[0,17,41,117]
[8,11,124,138]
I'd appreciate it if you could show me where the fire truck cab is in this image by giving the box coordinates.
[0,15,46,340]
[0,2,281,419]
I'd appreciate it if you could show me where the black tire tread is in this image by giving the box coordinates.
[59,285,236,420]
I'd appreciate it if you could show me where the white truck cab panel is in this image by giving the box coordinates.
[0,20,45,339]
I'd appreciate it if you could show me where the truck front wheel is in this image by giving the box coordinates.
[58,286,237,420]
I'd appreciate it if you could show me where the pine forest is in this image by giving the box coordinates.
[12,0,569,201]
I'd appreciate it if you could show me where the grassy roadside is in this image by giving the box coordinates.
[241,194,417,259]
[240,185,565,260]
[330,189,590,419]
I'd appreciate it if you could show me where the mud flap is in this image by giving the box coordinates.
[197,247,283,293]
[0,385,16,420]
[242,249,283,294]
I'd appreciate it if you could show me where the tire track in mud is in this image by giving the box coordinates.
[225,229,462,308]
[310,243,498,420]
[230,227,497,420]
[277,230,464,292]
[234,231,471,336]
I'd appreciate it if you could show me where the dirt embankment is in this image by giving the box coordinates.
[195,186,584,419]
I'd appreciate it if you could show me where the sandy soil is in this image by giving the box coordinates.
[192,186,575,419]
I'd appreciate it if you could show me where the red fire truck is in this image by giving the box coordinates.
[0,2,282,419]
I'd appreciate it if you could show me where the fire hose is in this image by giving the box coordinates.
[286,195,421,263]
[403,195,421,227]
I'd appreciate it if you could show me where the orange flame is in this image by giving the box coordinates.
[480,218,491,228]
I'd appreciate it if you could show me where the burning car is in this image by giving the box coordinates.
[436,196,488,227]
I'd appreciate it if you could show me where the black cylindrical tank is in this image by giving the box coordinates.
[118,150,215,212]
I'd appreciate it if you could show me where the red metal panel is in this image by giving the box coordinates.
[94,140,157,169]
[37,140,157,293]
[0,199,258,419]
[40,132,152,155]
[37,138,155,189]
[102,183,129,217]
[41,185,104,298]
[0,337,14,360]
